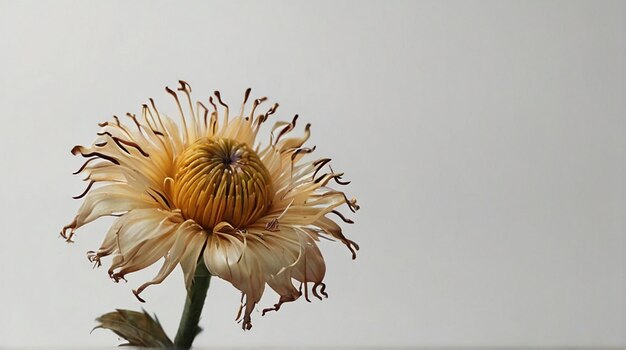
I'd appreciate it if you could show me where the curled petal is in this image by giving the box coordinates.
[88,209,183,286]
[61,184,158,242]
[96,208,182,257]
[133,220,207,299]
[203,227,265,330]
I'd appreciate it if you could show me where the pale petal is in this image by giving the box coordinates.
[133,220,207,299]
[290,228,326,285]
[62,184,159,241]
[312,215,360,259]
[245,227,303,315]
[177,222,208,290]
[219,116,255,147]
[203,227,265,330]
[72,143,164,191]
[275,123,310,151]
[98,209,182,256]
[88,208,183,284]
[108,229,177,283]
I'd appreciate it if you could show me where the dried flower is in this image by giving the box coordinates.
[62,81,358,330]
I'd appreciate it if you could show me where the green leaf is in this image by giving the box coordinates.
[93,309,174,348]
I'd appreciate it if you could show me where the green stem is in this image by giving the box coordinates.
[174,260,211,349]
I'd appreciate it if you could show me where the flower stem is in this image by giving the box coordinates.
[174,260,211,349]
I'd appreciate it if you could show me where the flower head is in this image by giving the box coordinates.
[61,81,359,329]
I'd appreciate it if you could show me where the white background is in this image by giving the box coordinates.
[0,1,624,348]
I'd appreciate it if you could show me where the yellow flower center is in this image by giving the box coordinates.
[172,137,273,230]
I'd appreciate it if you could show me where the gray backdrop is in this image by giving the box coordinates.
[0,0,624,348]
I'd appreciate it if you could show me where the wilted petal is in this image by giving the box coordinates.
[178,222,208,290]
[245,227,303,315]
[87,209,182,287]
[61,184,159,242]
[203,226,265,330]
[133,220,207,299]
[94,208,182,258]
